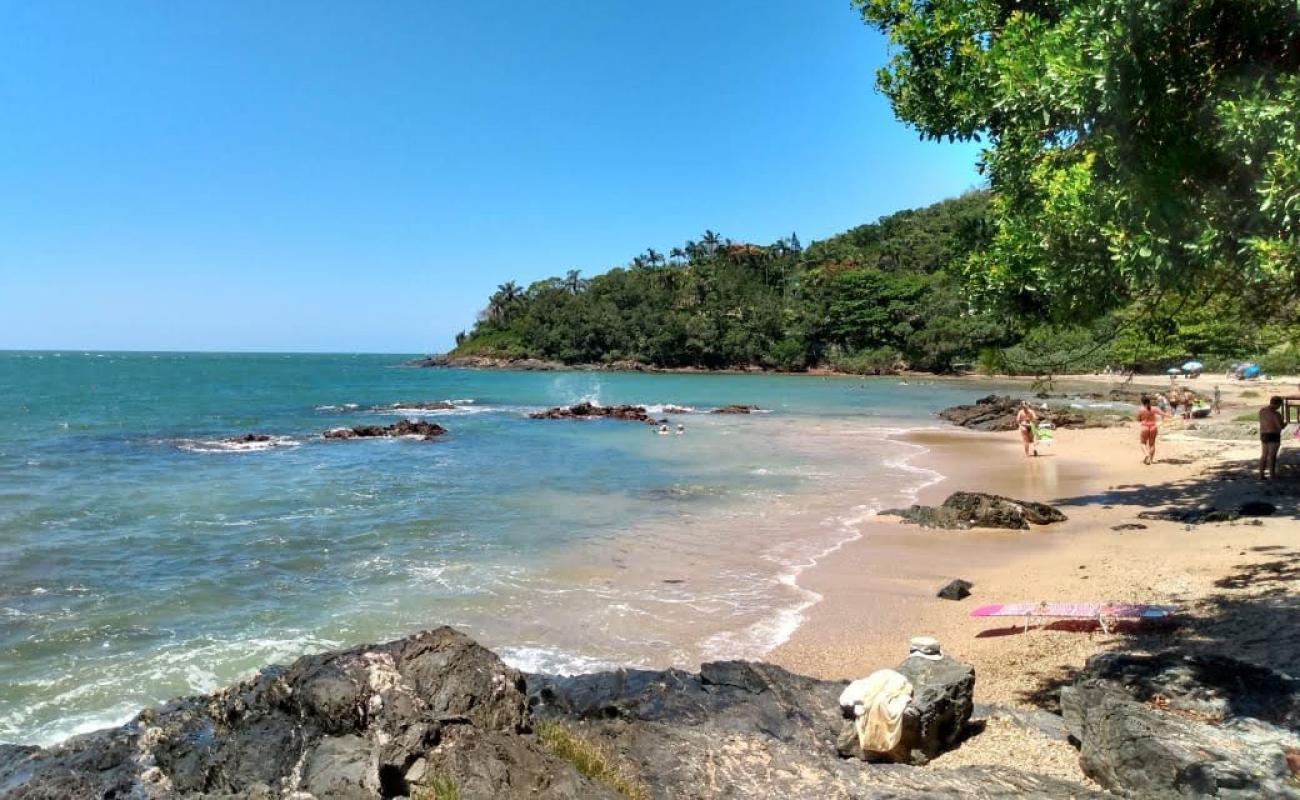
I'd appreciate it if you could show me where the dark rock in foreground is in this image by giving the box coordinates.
[529,402,657,423]
[1,628,1102,799]
[835,653,975,765]
[711,405,761,414]
[937,579,973,601]
[884,492,1068,531]
[323,420,448,440]
[1061,651,1300,799]
[938,395,1092,431]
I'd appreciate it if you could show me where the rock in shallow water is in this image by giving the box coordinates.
[323,420,448,440]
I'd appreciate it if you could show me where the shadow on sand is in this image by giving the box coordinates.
[1011,548,1300,710]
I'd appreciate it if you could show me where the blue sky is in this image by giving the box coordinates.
[0,1,982,353]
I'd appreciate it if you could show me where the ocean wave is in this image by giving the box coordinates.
[497,645,624,676]
[175,435,300,454]
[314,403,361,412]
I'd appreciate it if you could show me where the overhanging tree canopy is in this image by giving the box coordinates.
[857,0,1300,323]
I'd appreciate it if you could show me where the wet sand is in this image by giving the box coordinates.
[772,378,1300,782]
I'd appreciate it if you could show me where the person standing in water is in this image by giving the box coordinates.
[1137,395,1169,465]
[1259,396,1287,479]
[1016,401,1040,457]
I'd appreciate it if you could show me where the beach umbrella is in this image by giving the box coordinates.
[1182,360,1204,372]
[1166,367,1182,374]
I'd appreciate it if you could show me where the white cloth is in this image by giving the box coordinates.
[838,669,913,753]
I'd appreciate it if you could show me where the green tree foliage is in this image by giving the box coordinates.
[857,0,1300,323]
[454,192,1006,372]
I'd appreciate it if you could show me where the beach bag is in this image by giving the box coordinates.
[1034,422,1056,446]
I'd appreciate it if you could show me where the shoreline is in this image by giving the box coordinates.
[770,381,1300,782]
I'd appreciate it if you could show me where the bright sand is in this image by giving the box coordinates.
[771,374,1300,781]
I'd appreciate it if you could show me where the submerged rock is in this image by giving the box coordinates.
[370,400,457,411]
[529,402,656,423]
[1,629,1101,799]
[226,433,273,444]
[323,420,448,440]
[711,404,761,414]
[937,579,973,601]
[884,492,1067,531]
[1061,651,1300,799]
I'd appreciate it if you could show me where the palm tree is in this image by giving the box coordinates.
[669,247,686,266]
[498,281,522,304]
[701,230,721,256]
[645,248,664,268]
[564,269,584,294]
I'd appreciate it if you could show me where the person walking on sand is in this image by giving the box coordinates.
[1137,395,1169,465]
[1213,385,1222,416]
[1016,401,1040,457]
[1259,396,1287,479]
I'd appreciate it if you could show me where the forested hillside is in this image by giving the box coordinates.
[451,190,1299,375]
[452,192,1007,373]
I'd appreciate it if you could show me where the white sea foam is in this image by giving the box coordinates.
[497,645,624,676]
[175,435,300,453]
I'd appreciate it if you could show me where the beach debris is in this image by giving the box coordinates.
[937,579,973,601]
[1061,651,1300,799]
[323,420,447,440]
[711,404,761,414]
[528,402,657,423]
[836,640,975,765]
[1110,523,1148,531]
[883,492,1068,531]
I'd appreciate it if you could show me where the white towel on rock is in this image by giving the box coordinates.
[838,669,913,753]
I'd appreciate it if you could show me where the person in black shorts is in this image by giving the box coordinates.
[1259,396,1287,479]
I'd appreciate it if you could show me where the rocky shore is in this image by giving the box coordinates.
[6,625,1296,798]
[1,627,1104,799]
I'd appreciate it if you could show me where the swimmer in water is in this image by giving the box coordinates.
[657,423,670,435]
[676,424,685,435]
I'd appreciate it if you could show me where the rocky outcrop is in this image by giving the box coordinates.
[529,403,658,424]
[835,654,975,765]
[323,420,448,440]
[938,395,1091,431]
[2,629,1102,799]
[1060,651,1300,799]
[531,658,1094,799]
[884,492,1068,531]
[711,405,761,414]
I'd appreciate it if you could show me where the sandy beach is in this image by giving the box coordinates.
[772,374,1300,783]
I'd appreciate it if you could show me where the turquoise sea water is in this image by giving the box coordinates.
[0,352,989,745]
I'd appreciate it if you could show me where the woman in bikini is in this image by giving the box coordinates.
[1137,395,1169,465]
[1016,401,1039,457]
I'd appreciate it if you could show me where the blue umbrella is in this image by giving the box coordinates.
[1182,360,1204,372]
